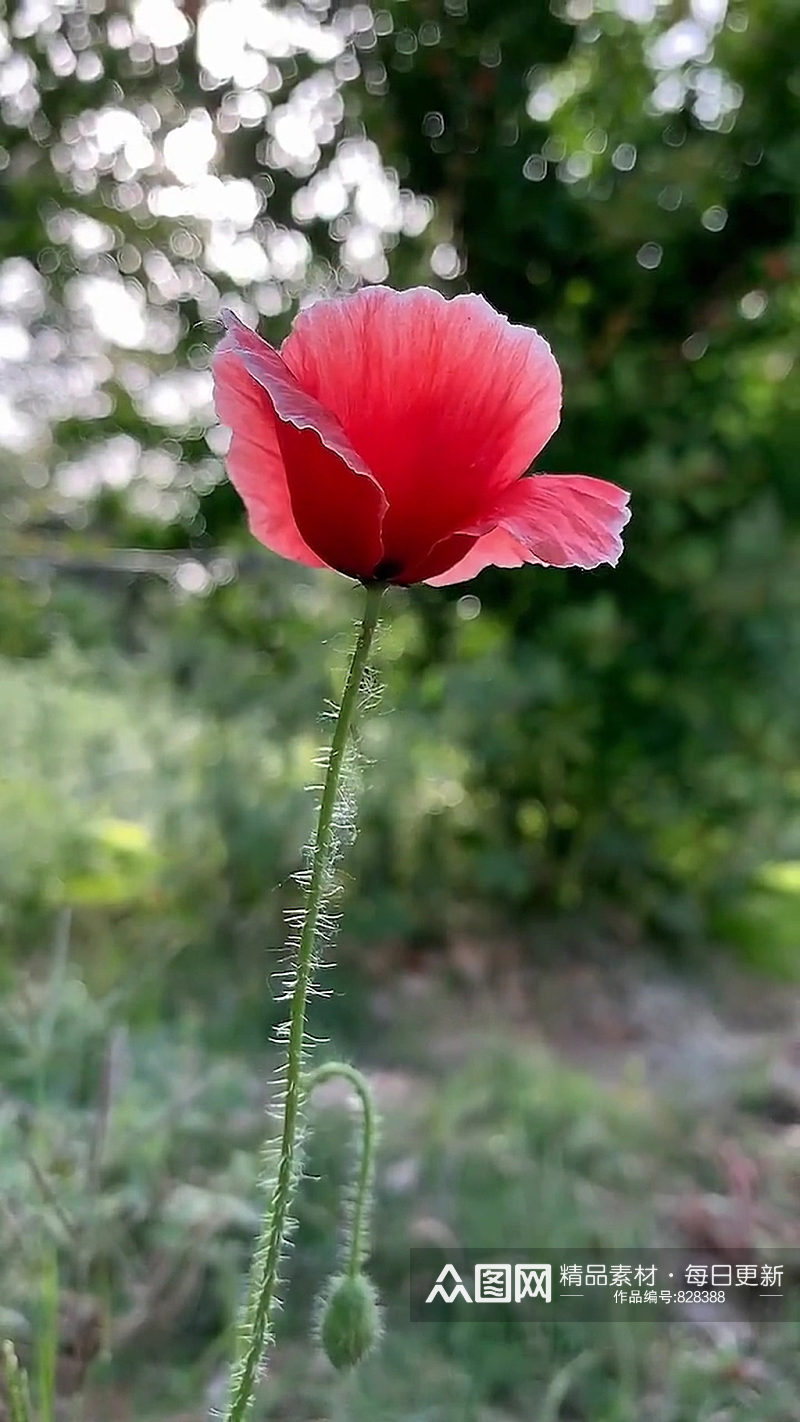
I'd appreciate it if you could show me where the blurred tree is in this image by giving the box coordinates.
[1,0,798,941]
[363,0,800,932]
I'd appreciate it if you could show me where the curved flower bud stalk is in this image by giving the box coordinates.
[211,284,632,1418]
[306,1063,382,1370]
[306,1062,378,1287]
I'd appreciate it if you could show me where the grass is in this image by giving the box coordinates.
[2,927,798,1422]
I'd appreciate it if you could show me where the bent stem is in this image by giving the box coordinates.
[225,581,385,1422]
[306,1061,377,1279]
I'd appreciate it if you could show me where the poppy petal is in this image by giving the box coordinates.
[423,528,535,586]
[213,313,386,577]
[213,347,326,569]
[281,287,562,575]
[425,475,631,586]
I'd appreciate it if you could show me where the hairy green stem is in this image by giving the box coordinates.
[306,1061,377,1278]
[2,1341,32,1422]
[225,581,384,1422]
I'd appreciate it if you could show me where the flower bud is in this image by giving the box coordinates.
[318,1273,381,1371]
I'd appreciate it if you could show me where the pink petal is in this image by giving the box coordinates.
[213,313,386,578]
[281,287,562,576]
[426,475,631,586]
[213,347,326,569]
[424,528,534,587]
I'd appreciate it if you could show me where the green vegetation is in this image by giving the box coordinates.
[2,942,798,1419]
[1,0,799,1415]
[2,0,799,942]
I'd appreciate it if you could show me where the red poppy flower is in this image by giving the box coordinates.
[212,286,630,586]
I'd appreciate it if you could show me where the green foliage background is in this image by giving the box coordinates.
[1,0,799,967]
